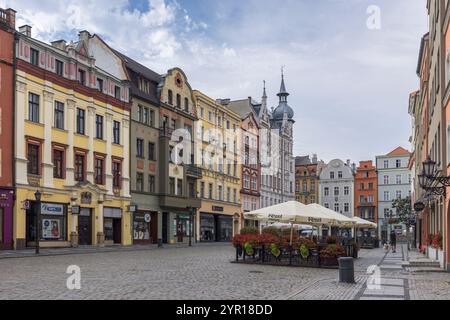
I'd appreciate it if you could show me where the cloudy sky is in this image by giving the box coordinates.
[1,0,428,163]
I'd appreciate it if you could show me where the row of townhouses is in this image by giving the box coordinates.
[0,8,297,250]
[295,147,412,243]
[408,0,450,271]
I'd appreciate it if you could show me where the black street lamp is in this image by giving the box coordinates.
[187,206,194,247]
[34,190,41,255]
[418,171,428,189]
[423,157,436,178]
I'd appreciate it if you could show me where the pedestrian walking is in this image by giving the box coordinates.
[390,230,397,253]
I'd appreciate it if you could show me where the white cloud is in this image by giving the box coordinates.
[0,0,428,162]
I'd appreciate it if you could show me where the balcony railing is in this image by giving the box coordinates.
[160,127,174,138]
[185,164,203,179]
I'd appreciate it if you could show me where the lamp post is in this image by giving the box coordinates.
[34,190,41,255]
[187,206,194,247]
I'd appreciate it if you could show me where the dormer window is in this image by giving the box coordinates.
[78,69,86,85]
[114,86,121,100]
[56,60,64,77]
[97,78,104,92]
[30,48,39,66]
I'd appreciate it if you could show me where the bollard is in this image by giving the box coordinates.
[338,257,355,283]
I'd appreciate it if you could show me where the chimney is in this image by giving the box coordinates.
[19,25,32,37]
[312,154,318,164]
[51,40,67,51]
[1,8,16,29]
[79,30,91,42]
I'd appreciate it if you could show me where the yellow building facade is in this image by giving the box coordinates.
[13,29,131,249]
[193,91,242,242]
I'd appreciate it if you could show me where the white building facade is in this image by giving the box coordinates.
[318,159,355,218]
[376,147,412,243]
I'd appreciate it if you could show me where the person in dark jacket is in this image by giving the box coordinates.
[390,231,397,253]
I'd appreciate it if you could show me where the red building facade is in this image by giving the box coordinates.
[0,8,15,250]
[354,161,378,236]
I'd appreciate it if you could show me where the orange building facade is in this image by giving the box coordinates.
[354,161,378,236]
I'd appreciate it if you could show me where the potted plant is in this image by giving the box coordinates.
[320,244,345,267]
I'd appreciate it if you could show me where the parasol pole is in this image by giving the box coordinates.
[290,222,294,246]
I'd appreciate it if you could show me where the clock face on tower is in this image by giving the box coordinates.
[175,72,183,88]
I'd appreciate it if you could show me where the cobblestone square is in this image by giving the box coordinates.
[1,243,449,300]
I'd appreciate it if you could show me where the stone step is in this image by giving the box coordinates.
[403,259,441,268]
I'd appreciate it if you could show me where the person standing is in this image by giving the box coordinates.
[390,230,397,253]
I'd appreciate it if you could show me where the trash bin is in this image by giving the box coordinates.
[338,257,355,283]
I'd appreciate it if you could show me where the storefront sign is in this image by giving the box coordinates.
[308,217,322,224]
[212,206,224,212]
[41,203,64,216]
[23,200,31,210]
[414,202,425,212]
[42,219,61,239]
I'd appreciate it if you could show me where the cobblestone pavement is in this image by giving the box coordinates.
[0,243,449,300]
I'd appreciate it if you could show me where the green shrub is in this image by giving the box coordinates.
[262,227,280,237]
[240,227,259,235]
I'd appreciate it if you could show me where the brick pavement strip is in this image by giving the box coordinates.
[0,244,449,300]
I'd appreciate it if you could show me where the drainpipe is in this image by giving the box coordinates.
[12,31,18,249]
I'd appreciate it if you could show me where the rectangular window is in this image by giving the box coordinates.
[137,138,144,158]
[344,203,349,213]
[209,183,213,200]
[251,177,257,190]
[97,78,103,92]
[244,175,250,189]
[227,187,231,202]
[28,93,40,123]
[218,185,223,201]
[334,187,339,196]
[148,175,155,193]
[184,98,189,112]
[149,110,155,127]
[176,94,181,108]
[344,187,349,195]
[30,48,39,66]
[334,203,340,212]
[330,171,335,179]
[114,86,121,100]
[384,191,390,201]
[168,90,173,105]
[200,182,205,198]
[96,115,104,140]
[233,189,237,203]
[177,179,183,196]
[368,195,374,203]
[384,175,389,185]
[54,101,64,129]
[75,154,85,182]
[169,178,175,195]
[76,108,85,135]
[53,149,64,179]
[113,121,121,144]
[113,161,122,189]
[396,175,402,185]
[136,172,144,192]
[56,60,64,77]
[384,160,389,169]
[338,171,343,179]
[94,158,104,185]
[396,191,402,199]
[324,187,329,196]
[27,144,40,175]
[148,142,155,161]
[396,160,401,168]
[78,69,86,85]
[143,108,149,124]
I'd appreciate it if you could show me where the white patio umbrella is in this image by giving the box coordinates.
[306,204,356,228]
[352,217,377,229]
[244,201,335,245]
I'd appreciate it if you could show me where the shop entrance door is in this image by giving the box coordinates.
[177,218,184,243]
[78,209,92,246]
[162,213,168,244]
[113,219,122,244]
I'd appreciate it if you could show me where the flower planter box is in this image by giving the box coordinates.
[320,257,339,267]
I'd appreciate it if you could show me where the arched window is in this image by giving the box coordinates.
[184,98,189,112]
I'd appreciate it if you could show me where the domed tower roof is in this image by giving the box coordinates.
[272,69,294,121]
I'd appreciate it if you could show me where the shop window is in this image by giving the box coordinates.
[27,143,40,175]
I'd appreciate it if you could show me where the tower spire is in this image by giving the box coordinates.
[277,67,289,102]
